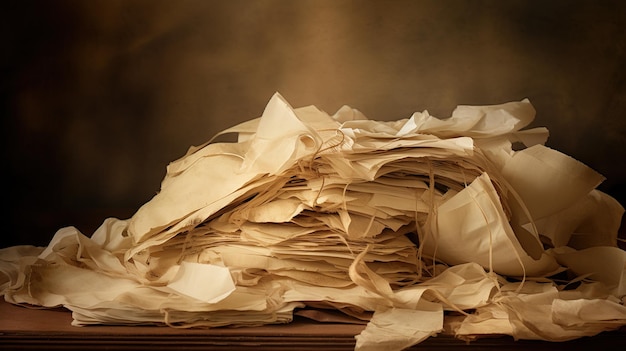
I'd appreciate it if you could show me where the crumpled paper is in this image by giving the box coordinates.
[1,92,624,350]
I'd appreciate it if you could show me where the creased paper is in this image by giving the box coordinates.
[1,92,624,351]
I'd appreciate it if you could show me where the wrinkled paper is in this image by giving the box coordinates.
[1,92,624,350]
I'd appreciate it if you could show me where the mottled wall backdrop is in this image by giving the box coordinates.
[3,0,625,247]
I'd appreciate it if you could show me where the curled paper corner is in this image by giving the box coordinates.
[239,92,323,176]
[165,261,236,303]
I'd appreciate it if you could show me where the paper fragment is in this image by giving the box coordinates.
[165,262,236,303]
[355,305,443,351]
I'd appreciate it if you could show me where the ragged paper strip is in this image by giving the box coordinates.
[1,92,624,351]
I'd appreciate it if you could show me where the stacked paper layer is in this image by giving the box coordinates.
[1,93,625,350]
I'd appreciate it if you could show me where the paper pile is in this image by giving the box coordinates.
[1,93,625,350]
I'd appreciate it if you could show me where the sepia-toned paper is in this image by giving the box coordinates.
[1,92,624,351]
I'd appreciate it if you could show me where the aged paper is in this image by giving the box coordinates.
[1,92,624,351]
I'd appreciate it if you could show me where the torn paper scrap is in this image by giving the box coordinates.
[165,262,236,303]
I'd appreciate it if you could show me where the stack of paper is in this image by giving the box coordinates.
[1,93,624,350]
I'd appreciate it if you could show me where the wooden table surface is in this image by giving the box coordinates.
[1,299,624,351]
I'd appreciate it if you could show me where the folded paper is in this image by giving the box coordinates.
[1,92,624,351]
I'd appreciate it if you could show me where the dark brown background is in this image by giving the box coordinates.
[2,0,625,248]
